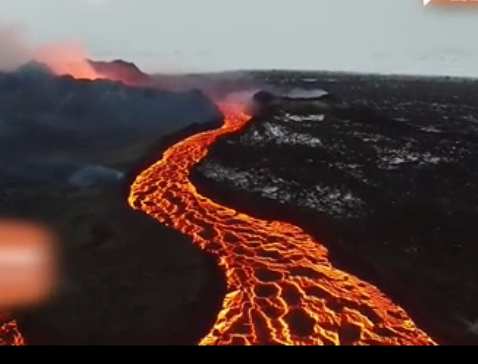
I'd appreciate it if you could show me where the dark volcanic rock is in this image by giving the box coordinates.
[0,64,228,345]
[252,89,337,116]
[192,72,478,345]
[1,184,225,345]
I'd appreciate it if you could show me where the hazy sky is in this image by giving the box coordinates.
[1,0,477,75]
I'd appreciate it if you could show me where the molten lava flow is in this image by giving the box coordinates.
[128,103,437,346]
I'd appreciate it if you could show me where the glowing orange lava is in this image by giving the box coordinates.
[128,103,437,346]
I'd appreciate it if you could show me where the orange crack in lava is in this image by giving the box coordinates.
[128,103,437,346]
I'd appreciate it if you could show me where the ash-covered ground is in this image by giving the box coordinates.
[192,71,478,345]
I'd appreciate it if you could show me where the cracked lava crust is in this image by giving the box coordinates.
[126,103,435,346]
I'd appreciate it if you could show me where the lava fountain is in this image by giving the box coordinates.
[128,103,436,346]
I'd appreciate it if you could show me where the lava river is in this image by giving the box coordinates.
[0,101,436,346]
[127,103,436,346]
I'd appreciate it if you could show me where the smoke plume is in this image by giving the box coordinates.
[0,23,101,79]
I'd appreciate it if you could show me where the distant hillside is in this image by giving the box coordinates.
[89,59,153,87]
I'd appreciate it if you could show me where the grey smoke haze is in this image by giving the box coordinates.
[1,0,477,76]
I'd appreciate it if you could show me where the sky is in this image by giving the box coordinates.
[1,0,478,76]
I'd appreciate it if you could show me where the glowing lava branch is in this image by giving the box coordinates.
[0,315,24,346]
[128,103,436,346]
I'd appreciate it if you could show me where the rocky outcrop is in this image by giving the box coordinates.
[251,89,338,116]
